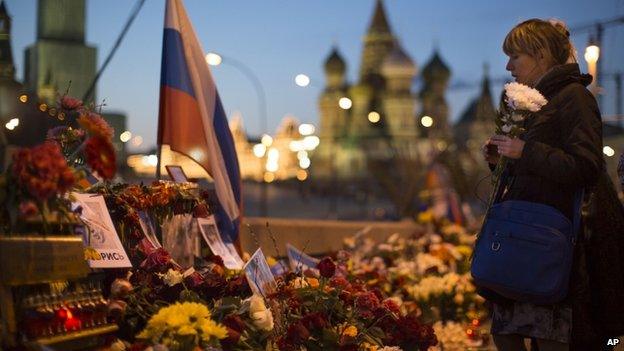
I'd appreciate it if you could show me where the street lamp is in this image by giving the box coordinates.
[421,115,434,128]
[584,38,600,95]
[339,97,352,110]
[206,52,270,217]
[295,74,311,87]
[368,111,381,123]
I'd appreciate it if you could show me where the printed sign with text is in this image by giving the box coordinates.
[72,193,132,268]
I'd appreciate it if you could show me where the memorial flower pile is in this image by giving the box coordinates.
[0,94,117,234]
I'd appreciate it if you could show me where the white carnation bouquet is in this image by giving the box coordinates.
[489,83,547,201]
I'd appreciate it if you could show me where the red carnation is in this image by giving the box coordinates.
[60,95,83,110]
[78,111,114,140]
[355,291,380,311]
[84,136,116,179]
[330,276,351,290]
[382,298,401,315]
[11,142,75,201]
[317,256,336,278]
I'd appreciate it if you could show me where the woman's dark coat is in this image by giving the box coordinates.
[499,63,624,348]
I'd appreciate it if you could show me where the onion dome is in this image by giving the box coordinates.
[381,44,417,78]
[324,47,346,75]
[422,50,450,82]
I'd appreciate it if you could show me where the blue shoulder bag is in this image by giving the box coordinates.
[470,172,583,305]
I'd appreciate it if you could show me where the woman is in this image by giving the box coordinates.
[482,19,624,350]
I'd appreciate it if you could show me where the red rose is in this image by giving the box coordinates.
[140,248,171,272]
[317,257,336,278]
[223,314,246,332]
[184,271,205,289]
[286,321,310,344]
[301,312,328,330]
[193,203,210,218]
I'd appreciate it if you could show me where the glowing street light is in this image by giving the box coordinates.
[261,134,273,146]
[603,145,615,157]
[339,97,352,110]
[421,115,434,128]
[298,123,315,136]
[253,143,266,158]
[584,38,600,95]
[120,131,132,142]
[295,74,311,87]
[5,118,19,130]
[584,44,600,64]
[368,111,381,123]
[206,52,223,66]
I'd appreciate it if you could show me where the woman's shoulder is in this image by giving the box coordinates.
[552,82,597,107]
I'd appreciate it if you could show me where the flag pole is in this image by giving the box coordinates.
[156,144,163,179]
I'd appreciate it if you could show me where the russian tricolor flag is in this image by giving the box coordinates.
[157,0,242,242]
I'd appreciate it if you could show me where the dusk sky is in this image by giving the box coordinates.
[6,0,624,152]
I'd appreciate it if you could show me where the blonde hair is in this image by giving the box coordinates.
[503,18,577,66]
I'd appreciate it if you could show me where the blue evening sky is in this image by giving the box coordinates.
[6,0,624,152]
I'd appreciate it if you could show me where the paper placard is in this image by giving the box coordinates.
[197,216,244,270]
[270,260,288,277]
[72,193,132,268]
[243,248,277,298]
[287,243,319,273]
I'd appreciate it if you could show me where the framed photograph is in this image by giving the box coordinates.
[243,249,277,298]
[165,165,189,183]
[138,211,162,249]
[197,216,244,270]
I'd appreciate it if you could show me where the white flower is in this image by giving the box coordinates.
[504,82,547,112]
[159,268,184,287]
[501,124,512,133]
[248,295,274,331]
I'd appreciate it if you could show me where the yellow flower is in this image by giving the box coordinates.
[417,210,433,223]
[199,319,228,340]
[266,256,278,267]
[136,302,227,345]
[343,325,358,338]
[178,325,197,335]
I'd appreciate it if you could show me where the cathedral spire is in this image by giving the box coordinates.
[367,0,392,35]
[0,0,15,80]
[359,0,396,85]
